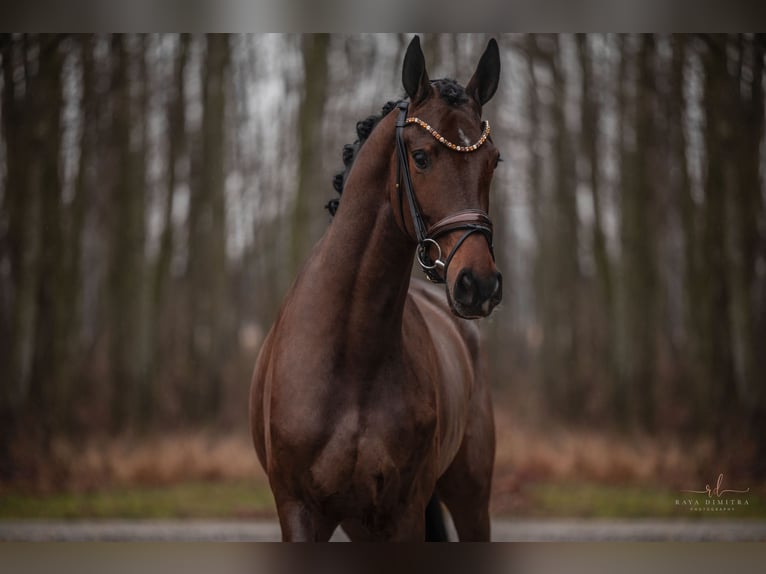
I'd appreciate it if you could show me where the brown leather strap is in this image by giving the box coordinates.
[426,209,493,240]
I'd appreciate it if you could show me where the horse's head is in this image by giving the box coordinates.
[392,36,502,319]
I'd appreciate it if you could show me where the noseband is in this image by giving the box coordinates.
[395,101,495,284]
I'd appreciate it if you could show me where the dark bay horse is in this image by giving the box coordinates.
[250,36,502,541]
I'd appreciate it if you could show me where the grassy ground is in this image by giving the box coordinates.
[2,479,763,520]
[522,482,764,519]
[0,480,276,520]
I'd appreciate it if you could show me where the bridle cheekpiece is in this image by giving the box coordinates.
[395,101,495,284]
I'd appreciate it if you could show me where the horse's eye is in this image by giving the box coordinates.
[412,150,430,170]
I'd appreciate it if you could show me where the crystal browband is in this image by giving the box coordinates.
[405,117,490,152]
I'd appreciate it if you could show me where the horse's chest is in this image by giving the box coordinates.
[271,379,437,509]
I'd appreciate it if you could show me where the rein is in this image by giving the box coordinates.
[394,101,495,284]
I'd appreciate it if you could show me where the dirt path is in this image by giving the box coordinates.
[1,519,765,541]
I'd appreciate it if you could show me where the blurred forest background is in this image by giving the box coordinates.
[1,34,765,492]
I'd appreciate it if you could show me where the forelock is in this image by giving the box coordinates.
[431,79,469,107]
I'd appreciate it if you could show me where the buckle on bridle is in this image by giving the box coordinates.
[417,238,444,272]
[415,214,495,284]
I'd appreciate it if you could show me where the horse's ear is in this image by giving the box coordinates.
[466,38,501,107]
[402,35,431,104]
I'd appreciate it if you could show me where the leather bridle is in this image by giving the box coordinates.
[394,101,495,284]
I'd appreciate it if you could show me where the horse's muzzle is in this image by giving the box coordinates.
[451,269,502,318]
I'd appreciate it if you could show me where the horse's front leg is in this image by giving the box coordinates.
[276,497,338,542]
[383,499,428,541]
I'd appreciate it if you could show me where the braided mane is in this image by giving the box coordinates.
[325,100,398,216]
[326,79,468,217]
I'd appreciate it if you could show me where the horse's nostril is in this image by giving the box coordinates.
[454,270,501,314]
[455,269,477,306]
[475,272,502,307]
[492,273,502,298]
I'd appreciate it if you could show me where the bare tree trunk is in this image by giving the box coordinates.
[525,35,548,409]
[0,34,11,478]
[60,34,96,431]
[0,34,41,477]
[1,36,39,431]
[749,34,766,477]
[107,33,130,431]
[577,34,615,413]
[154,34,189,326]
[727,34,766,473]
[670,35,704,428]
[635,34,659,429]
[699,35,736,439]
[133,35,152,426]
[578,35,612,306]
[612,34,631,424]
[617,35,659,429]
[150,33,189,421]
[540,35,581,418]
[26,35,66,441]
[423,33,443,74]
[187,33,230,420]
[525,36,543,250]
[290,33,329,274]
[108,34,148,431]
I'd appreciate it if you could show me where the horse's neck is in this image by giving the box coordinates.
[310,116,415,367]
